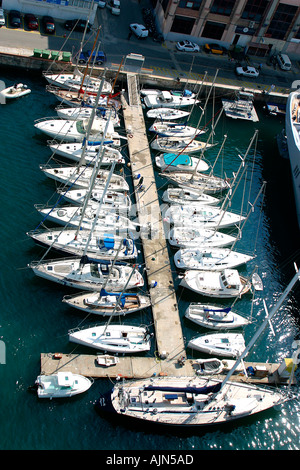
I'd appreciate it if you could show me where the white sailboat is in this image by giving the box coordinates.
[57,187,131,210]
[29,257,144,292]
[161,171,230,194]
[146,108,190,120]
[174,247,254,270]
[162,187,220,206]
[27,229,138,261]
[34,372,92,398]
[40,165,129,191]
[49,141,125,166]
[168,226,237,249]
[141,88,196,98]
[149,121,205,138]
[56,106,121,126]
[43,70,112,94]
[151,136,212,154]
[95,268,299,426]
[63,288,151,316]
[188,332,246,358]
[179,268,252,298]
[185,304,250,330]
[143,90,199,108]
[155,153,210,173]
[164,204,245,229]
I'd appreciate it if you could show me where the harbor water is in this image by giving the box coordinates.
[0,68,300,451]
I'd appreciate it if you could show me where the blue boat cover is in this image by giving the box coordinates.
[163,153,192,167]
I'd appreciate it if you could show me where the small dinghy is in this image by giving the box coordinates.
[151,136,211,154]
[155,153,210,173]
[179,268,252,298]
[96,355,120,367]
[34,372,92,398]
[162,187,219,206]
[0,83,31,99]
[168,227,237,249]
[188,332,246,358]
[63,289,151,316]
[146,108,190,120]
[174,247,254,270]
[185,304,250,330]
[193,358,244,375]
[68,324,152,353]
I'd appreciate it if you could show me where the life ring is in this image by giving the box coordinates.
[128,134,133,138]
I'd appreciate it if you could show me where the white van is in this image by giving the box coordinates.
[0,9,5,26]
[276,53,292,71]
[107,0,120,15]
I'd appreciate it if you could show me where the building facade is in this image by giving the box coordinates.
[2,0,99,23]
[154,0,300,57]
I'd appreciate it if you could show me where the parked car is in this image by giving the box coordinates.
[176,40,199,52]
[106,0,120,15]
[98,0,106,6]
[129,23,148,38]
[64,19,92,33]
[42,16,55,34]
[235,65,259,78]
[0,8,6,27]
[204,43,227,55]
[8,10,21,28]
[78,50,107,66]
[276,53,292,71]
[24,13,38,30]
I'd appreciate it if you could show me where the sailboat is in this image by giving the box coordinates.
[95,267,300,426]
[43,70,112,94]
[143,90,199,108]
[49,141,125,166]
[62,288,151,316]
[168,226,237,249]
[164,204,245,229]
[155,153,210,173]
[149,121,206,138]
[146,108,190,120]
[27,229,138,261]
[174,247,254,270]
[28,256,144,292]
[151,136,212,154]
[56,105,121,126]
[188,332,246,358]
[47,86,121,110]
[162,187,220,206]
[185,304,250,330]
[179,268,252,298]
[56,187,131,210]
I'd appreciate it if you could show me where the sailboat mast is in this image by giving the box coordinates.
[220,267,300,390]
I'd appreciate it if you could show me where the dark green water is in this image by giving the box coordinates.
[0,68,300,451]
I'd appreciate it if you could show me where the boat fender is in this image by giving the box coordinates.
[128,134,133,138]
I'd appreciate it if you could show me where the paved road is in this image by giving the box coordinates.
[0,2,298,93]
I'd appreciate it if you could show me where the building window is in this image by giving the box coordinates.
[210,0,235,17]
[178,0,202,10]
[295,27,300,40]
[241,0,268,22]
[171,15,196,34]
[201,21,226,39]
[266,3,297,40]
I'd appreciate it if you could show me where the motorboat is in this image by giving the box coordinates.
[28,257,144,291]
[95,269,300,426]
[174,247,254,270]
[164,205,245,229]
[160,171,230,194]
[47,86,121,110]
[143,90,199,108]
[68,324,152,353]
[151,136,212,154]
[49,141,125,166]
[40,165,129,191]
[34,372,92,398]
[34,117,123,144]
[56,106,121,126]
[168,227,237,249]
[222,91,259,122]
[0,83,31,100]
[95,374,291,426]
[43,71,112,94]
[149,121,205,138]
[185,303,250,330]
[141,88,196,98]
[188,332,246,358]
[57,187,131,210]
[27,229,138,261]
[96,355,120,367]
[162,187,219,206]
[155,153,210,173]
[62,289,151,316]
[179,268,252,298]
[146,108,190,120]
[285,90,300,230]
[35,204,137,233]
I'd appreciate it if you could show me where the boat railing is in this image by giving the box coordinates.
[34,116,63,124]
